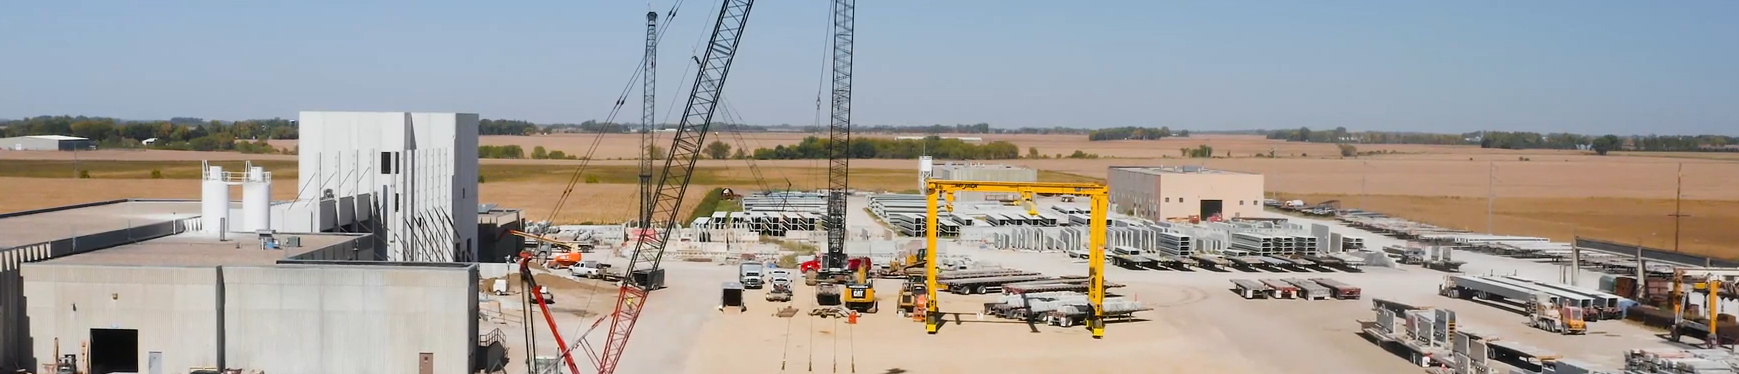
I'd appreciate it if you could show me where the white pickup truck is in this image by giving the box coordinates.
[569,261,615,280]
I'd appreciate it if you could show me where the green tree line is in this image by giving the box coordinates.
[1087,126,1188,141]
[2,116,297,153]
[748,136,1020,160]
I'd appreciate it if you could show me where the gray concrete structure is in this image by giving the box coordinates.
[2,200,478,373]
[930,163,1038,201]
[0,135,92,151]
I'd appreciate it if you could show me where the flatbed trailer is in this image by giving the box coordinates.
[1486,340,1560,373]
[939,275,1053,294]
[1002,279,1124,294]
[1499,276,1624,320]
[1423,259,1466,272]
[1259,279,1298,299]
[1041,300,1150,327]
[1231,279,1272,299]
[1150,255,1192,268]
[1310,278,1361,299]
[1259,256,1297,268]
[1109,254,1158,269]
[1285,278,1333,300]
[1299,255,1344,267]
[920,269,1041,280]
[1191,255,1233,269]
[1228,256,1266,268]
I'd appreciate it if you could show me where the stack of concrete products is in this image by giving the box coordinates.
[741,191,827,213]
[1232,232,1283,256]
[1363,299,1458,367]
[867,194,927,218]
[1158,231,1195,257]
[1625,349,1739,374]
[1284,278,1333,300]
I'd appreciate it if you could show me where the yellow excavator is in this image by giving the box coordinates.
[842,256,878,313]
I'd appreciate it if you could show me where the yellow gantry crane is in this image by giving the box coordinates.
[923,180,1111,338]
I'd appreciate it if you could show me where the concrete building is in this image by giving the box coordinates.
[291,111,481,262]
[0,135,93,151]
[1108,166,1265,221]
[923,161,1038,201]
[0,200,481,373]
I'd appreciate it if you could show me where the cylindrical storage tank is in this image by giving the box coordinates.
[918,156,934,191]
[201,166,229,234]
[243,167,271,231]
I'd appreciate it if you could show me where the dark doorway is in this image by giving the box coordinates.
[89,328,139,374]
[1199,199,1224,218]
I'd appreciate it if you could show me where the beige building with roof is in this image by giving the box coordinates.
[1107,166,1266,221]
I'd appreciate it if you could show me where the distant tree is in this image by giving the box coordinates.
[531,146,549,159]
[1591,135,1622,155]
[731,148,747,159]
[705,140,732,159]
[1338,144,1358,157]
[1028,147,1041,158]
[647,144,667,160]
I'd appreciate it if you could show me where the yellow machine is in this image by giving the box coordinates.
[923,180,1110,338]
[896,276,927,317]
[1672,268,1737,347]
[843,256,878,313]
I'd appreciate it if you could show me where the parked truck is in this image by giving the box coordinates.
[740,262,765,289]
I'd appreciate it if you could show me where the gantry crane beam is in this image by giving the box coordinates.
[923,180,1110,338]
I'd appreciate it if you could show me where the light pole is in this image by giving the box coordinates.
[1486,161,1495,234]
[1669,163,1689,252]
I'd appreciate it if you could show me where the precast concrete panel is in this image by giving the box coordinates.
[220,265,474,374]
[296,111,479,262]
[22,265,220,372]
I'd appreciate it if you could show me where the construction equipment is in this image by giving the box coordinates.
[842,256,878,313]
[766,281,793,302]
[514,251,581,374]
[1527,293,1587,335]
[1670,268,1739,348]
[814,0,862,306]
[896,277,926,317]
[924,180,1109,338]
[593,1,759,372]
[879,248,924,278]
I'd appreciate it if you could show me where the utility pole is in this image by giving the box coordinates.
[1670,162,1689,252]
[1360,161,1368,210]
[1486,161,1495,234]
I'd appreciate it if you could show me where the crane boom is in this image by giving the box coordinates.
[639,11,658,236]
[597,1,757,373]
[822,0,856,272]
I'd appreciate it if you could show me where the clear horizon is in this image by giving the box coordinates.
[1,1,1734,135]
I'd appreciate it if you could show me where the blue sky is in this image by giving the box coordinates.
[1,1,1734,134]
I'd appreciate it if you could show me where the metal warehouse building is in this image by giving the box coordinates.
[1,135,93,151]
[1108,165,1266,221]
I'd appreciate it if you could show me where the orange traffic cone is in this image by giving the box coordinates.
[848,311,858,325]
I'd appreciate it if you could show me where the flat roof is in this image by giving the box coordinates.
[8,135,89,141]
[42,232,356,266]
[1111,166,1252,175]
[0,200,206,248]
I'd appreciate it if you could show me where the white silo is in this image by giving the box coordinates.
[201,165,229,234]
[919,156,934,192]
[242,166,272,231]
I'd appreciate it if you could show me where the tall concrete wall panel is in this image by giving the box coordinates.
[296,111,480,262]
[222,265,476,374]
[21,265,220,371]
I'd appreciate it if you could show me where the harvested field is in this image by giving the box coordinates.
[1275,193,1739,259]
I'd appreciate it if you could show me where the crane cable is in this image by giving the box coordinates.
[546,0,692,226]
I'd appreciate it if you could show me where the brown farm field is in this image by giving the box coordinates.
[5,134,1739,258]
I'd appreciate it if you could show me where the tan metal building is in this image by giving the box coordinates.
[1108,166,1265,221]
